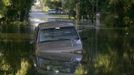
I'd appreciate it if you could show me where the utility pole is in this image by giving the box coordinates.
[76,0,80,30]
[61,0,65,8]
[95,0,100,52]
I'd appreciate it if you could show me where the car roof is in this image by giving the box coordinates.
[38,21,74,29]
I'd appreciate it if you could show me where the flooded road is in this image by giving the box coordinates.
[29,7,72,31]
[0,6,133,75]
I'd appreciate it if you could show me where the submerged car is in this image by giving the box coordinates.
[48,9,57,14]
[33,21,83,75]
[48,9,64,14]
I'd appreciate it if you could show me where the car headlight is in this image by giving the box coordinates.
[76,40,81,44]
[34,63,37,67]
[55,70,59,73]
[73,50,82,54]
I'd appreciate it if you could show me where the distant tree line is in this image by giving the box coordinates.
[45,0,62,10]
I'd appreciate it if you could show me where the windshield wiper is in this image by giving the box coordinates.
[40,40,55,43]
[57,38,70,40]
[39,38,72,43]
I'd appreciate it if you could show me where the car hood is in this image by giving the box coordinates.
[37,39,82,53]
[36,52,82,62]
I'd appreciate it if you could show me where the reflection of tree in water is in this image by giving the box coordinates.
[0,22,34,75]
[80,28,134,75]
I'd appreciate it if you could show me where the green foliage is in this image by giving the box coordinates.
[75,64,87,75]
[62,0,77,19]
[45,0,62,9]
[2,0,11,6]
[0,0,33,21]
[62,0,76,11]
[0,0,10,18]
[15,59,30,75]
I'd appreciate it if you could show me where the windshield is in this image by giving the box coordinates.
[39,27,79,42]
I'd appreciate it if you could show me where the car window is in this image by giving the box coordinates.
[39,27,79,42]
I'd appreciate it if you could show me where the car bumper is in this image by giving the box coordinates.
[37,69,73,75]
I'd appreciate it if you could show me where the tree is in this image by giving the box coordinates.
[62,0,77,19]
[45,0,62,9]
[0,0,11,19]
[0,0,33,21]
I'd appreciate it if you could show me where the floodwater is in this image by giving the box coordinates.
[0,7,133,75]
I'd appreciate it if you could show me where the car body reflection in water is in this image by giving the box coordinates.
[33,21,83,75]
[34,53,81,75]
